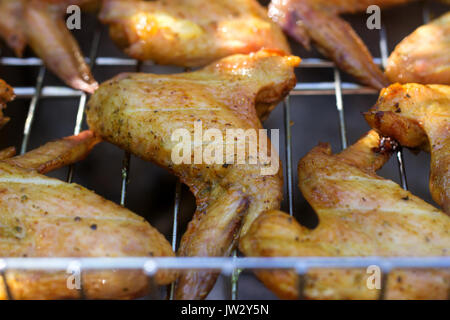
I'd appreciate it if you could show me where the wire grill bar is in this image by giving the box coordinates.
[333,68,347,150]
[20,66,45,155]
[168,180,182,300]
[67,26,102,183]
[379,24,409,191]
[0,1,448,300]
[0,257,449,270]
[283,97,294,216]
[9,82,380,98]
[0,57,382,68]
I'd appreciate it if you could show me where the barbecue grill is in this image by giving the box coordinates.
[0,0,448,300]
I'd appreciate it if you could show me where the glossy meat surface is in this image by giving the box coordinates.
[87,50,300,299]
[386,12,450,84]
[0,132,176,300]
[99,0,291,67]
[269,0,390,89]
[365,83,450,214]
[240,131,450,299]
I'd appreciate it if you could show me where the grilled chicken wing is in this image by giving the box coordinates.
[269,0,394,89]
[86,50,300,299]
[24,0,98,93]
[0,0,26,57]
[99,0,291,67]
[0,0,98,93]
[0,79,14,129]
[386,12,450,85]
[0,131,176,300]
[240,130,450,299]
[365,83,450,214]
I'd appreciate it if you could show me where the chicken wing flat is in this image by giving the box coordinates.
[240,130,450,299]
[386,12,450,85]
[269,0,390,89]
[0,79,14,129]
[0,131,176,300]
[86,50,300,299]
[99,0,291,67]
[0,0,26,57]
[0,0,98,93]
[365,83,450,215]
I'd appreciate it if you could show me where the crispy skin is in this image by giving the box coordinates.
[0,0,26,57]
[269,0,391,89]
[87,50,300,299]
[23,0,98,93]
[99,0,291,67]
[365,83,450,214]
[0,79,14,129]
[240,131,450,299]
[0,132,176,300]
[386,12,450,85]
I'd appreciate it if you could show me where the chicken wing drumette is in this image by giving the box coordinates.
[365,83,450,214]
[0,131,176,300]
[86,50,300,299]
[386,12,450,85]
[241,130,450,299]
[99,0,291,67]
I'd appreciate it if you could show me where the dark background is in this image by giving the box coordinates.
[0,0,448,299]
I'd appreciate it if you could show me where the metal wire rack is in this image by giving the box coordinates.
[0,2,449,300]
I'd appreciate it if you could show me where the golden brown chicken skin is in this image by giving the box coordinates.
[365,83,450,215]
[386,12,450,85]
[99,0,291,67]
[0,0,26,57]
[86,50,300,299]
[269,0,391,89]
[240,130,450,300]
[0,131,176,300]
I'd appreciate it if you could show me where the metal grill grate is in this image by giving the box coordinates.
[0,1,449,300]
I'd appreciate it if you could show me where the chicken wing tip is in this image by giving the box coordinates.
[70,79,99,94]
